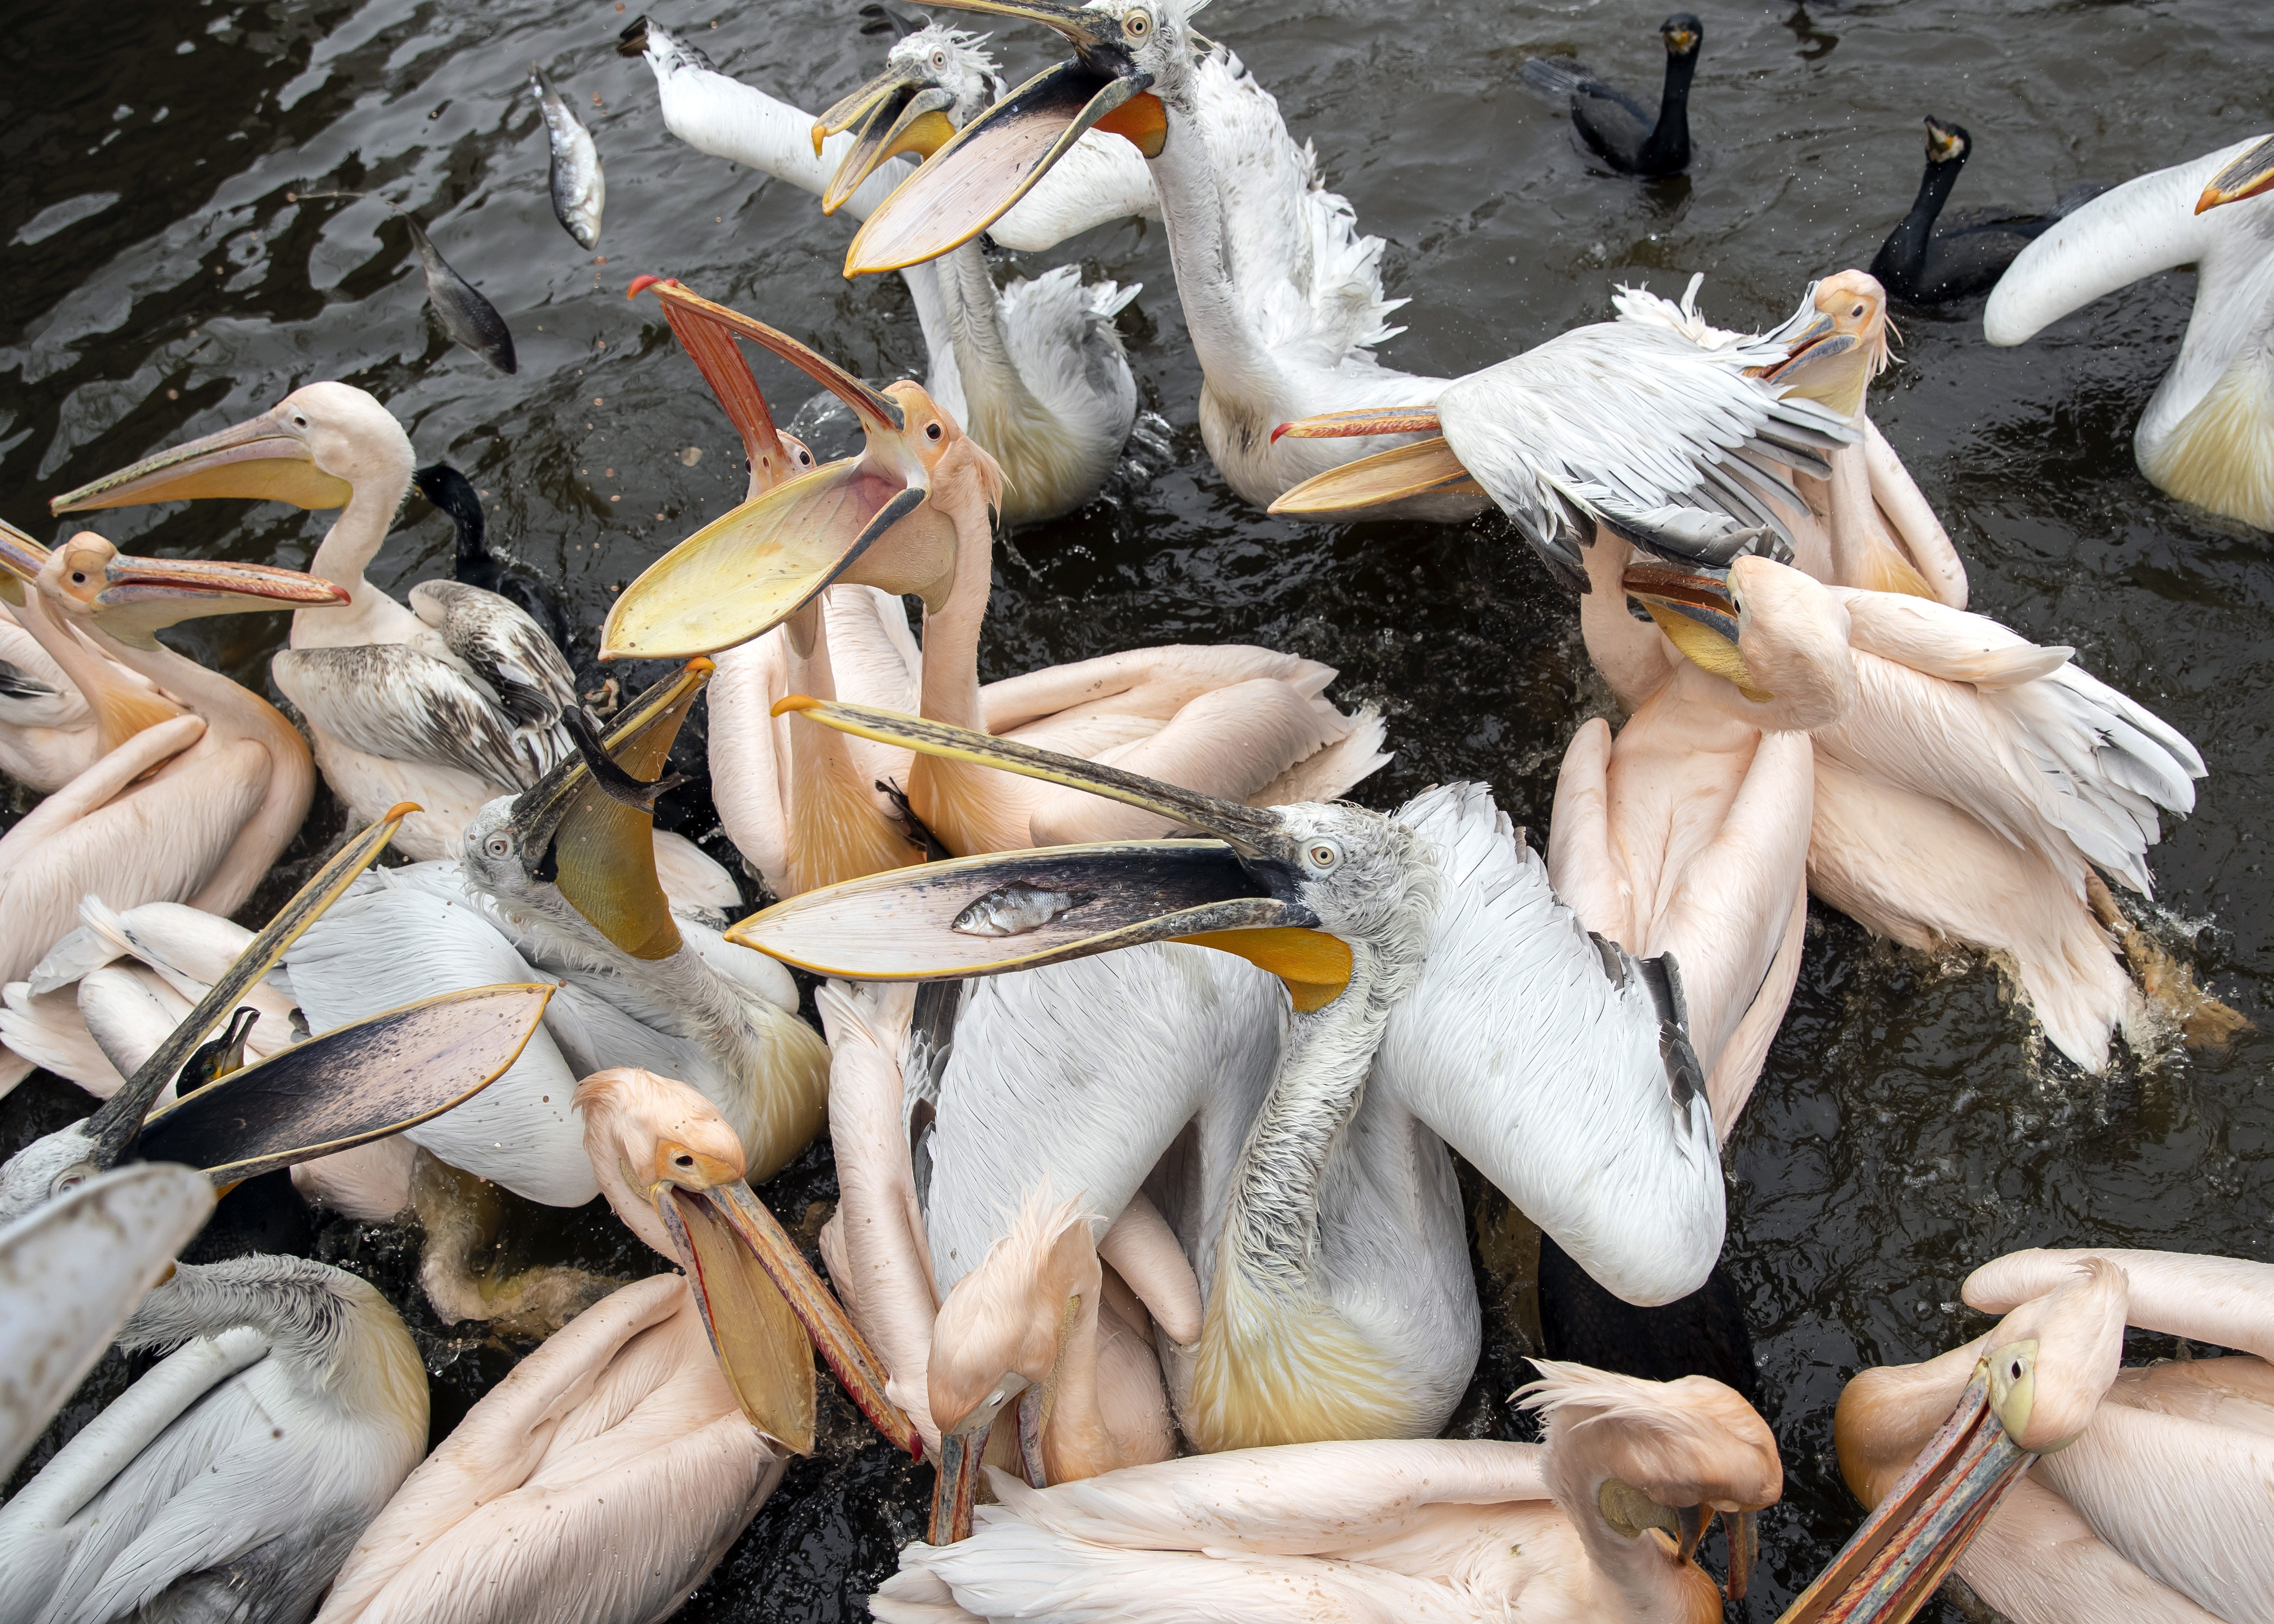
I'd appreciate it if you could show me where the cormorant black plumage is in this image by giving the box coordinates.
[411,463,571,650]
[1523,14,1702,179]
[1871,117,2104,304]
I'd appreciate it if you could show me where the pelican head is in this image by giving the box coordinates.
[1661,12,1702,56]
[1796,1257,2126,1623]
[1623,555,1858,731]
[2196,132,2274,213]
[1523,1360,1777,1602]
[840,0,1187,274]
[924,1188,1099,1541]
[1754,270,1894,420]
[49,382,410,516]
[602,282,996,660]
[463,659,713,961]
[575,1066,920,1458]
[725,696,1431,1013]
[10,530,349,650]
[814,22,1005,212]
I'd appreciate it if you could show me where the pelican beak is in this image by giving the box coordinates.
[0,518,47,606]
[1775,1368,2036,1624]
[2197,134,2274,214]
[843,0,1166,275]
[815,67,963,214]
[726,698,1355,1011]
[76,552,350,649]
[648,1146,922,1459]
[627,277,805,495]
[928,1373,1030,1544]
[503,660,713,961]
[50,409,354,515]
[602,285,957,660]
[1264,408,1485,517]
[137,984,552,1182]
[1622,561,1774,703]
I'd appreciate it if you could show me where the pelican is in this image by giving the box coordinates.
[623,14,1148,526]
[833,0,1484,518]
[873,1362,1774,1623]
[605,285,1387,898]
[1985,131,2274,532]
[314,1066,917,1624]
[281,664,828,1222]
[1799,1247,2274,1624]
[730,700,1725,1539]
[1622,554,2206,1073]
[0,1163,214,1479]
[0,526,346,987]
[0,1253,428,1623]
[0,581,179,794]
[48,382,736,908]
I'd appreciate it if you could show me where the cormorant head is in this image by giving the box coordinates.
[1923,115,1970,168]
[1661,13,1702,56]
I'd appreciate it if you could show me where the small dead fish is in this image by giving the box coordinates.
[530,65,605,250]
[952,883,1090,938]
[398,211,518,375]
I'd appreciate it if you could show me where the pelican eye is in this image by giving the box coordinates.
[1123,6,1151,36]
[71,572,86,584]
[50,1162,94,1197]
[1850,303,1866,319]
[674,1153,695,1168]
[933,49,947,67]
[1305,839,1341,871]
[484,834,513,858]
[292,414,309,429]
[926,422,942,440]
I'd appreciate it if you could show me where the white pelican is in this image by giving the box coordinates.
[282,664,828,1218]
[0,1254,427,1624]
[731,701,1727,1503]
[0,588,178,794]
[0,527,346,988]
[1985,131,2274,532]
[834,0,1485,518]
[0,1163,213,1480]
[48,383,735,907]
[1800,1247,2274,1624]
[603,285,1387,897]
[872,1361,1776,1623]
[314,1066,917,1624]
[1621,554,2206,1073]
[623,14,1147,526]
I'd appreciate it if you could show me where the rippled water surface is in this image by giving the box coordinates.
[4,0,2272,1616]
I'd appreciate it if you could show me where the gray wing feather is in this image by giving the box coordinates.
[275,642,567,790]
[407,580,577,732]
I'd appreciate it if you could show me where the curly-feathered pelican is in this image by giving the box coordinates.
[1985,132,2274,532]
[47,384,734,910]
[314,1066,916,1624]
[872,1362,1776,1623]
[730,699,1725,1537]
[1622,554,2205,1073]
[834,0,1484,519]
[624,15,1145,526]
[0,526,346,988]
[605,286,1386,897]
[1802,1248,2274,1624]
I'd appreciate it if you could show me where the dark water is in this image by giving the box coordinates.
[5,0,2272,1615]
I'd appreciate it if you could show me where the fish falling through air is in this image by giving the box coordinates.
[290,191,518,374]
[530,66,605,250]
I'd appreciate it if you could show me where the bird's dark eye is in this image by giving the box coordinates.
[926,422,942,440]
[1850,304,1865,319]
[71,573,86,584]
[675,1153,694,1167]
[293,415,309,429]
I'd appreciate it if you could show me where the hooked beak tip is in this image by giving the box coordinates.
[628,274,677,301]
[771,692,821,718]
[1269,422,1292,443]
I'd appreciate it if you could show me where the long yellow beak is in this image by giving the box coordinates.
[51,411,353,514]
[814,68,963,215]
[82,552,350,647]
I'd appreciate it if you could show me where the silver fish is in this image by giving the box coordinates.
[530,66,604,250]
[399,211,517,375]
[952,884,1090,938]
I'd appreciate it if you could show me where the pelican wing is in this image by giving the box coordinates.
[1827,590,2204,895]
[1436,298,1854,582]
[407,580,577,733]
[275,642,569,792]
[1376,783,1725,1307]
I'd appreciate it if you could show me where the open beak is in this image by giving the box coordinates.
[602,285,956,660]
[1264,407,1486,517]
[137,984,552,1183]
[0,518,47,605]
[86,802,416,1169]
[929,1373,1029,1544]
[1622,560,1774,703]
[842,0,1166,275]
[50,410,354,515]
[504,660,712,961]
[1776,1370,2034,1624]
[78,552,350,648]
[648,1145,922,1459]
[2198,133,2274,214]
[628,277,807,497]
[725,697,1355,1010]
[815,68,963,215]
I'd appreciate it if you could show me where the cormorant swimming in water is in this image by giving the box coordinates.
[1871,116,2104,304]
[1523,14,1702,179]
[410,462,571,650]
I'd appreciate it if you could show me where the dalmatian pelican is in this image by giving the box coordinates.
[1986,131,2274,532]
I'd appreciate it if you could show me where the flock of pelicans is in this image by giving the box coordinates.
[2,2,2273,1622]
